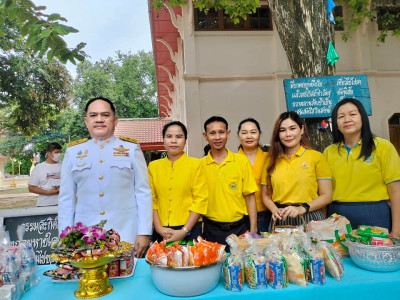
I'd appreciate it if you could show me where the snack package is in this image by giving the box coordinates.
[268,253,288,289]
[281,236,308,287]
[369,237,393,246]
[356,225,389,239]
[243,234,268,289]
[266,239,288,289]
[319,241,344,281]
[307,214,352,257]
[224,236,244,292]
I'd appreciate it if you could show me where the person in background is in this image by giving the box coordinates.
[324,98,400,237]
[262,111,332,228]
[201,116,258,248]
[28,142,62,207]
[58,97,152,257]
[237,118,271,233]
[149,121,208,243]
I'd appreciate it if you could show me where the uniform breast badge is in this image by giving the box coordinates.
[229,183,237,190]
[113,145,130,157]
[76,150,88,160]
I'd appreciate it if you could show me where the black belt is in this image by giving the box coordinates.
[203,216,246,230]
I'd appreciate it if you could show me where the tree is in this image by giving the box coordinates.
[0,0,86,64]
[73,50,158,119]
[152,0,400,151]
[52,51,159,142]
[1,0,84,136]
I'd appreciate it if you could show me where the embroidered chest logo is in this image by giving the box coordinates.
[301,162,309,168]
[229,183,237,190]
[76,149,88,160]
[113,145,130,157]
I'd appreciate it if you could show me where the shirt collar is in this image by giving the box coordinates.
[92,136,116,144]
[205,148,234,165]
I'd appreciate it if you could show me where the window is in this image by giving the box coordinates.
[377,7,400,30]
[334,6,344,31]
[194,6,273,31]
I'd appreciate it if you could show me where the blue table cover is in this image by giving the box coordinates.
[22,258,400,300]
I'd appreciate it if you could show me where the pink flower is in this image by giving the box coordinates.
[91,226,106,240]
[82,233,95,245]
[60,226,72,238]
[72,222,88,234]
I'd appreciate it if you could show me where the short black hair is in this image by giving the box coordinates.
[85,97,116,114]
[203,116,228,132]
[46,142,62,153]
[162,121,188,139]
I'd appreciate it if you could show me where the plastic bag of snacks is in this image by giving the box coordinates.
[307,214,352,257]
[319,241,344,281]
[223,236,245,292]
[265,237,288,289]
[281,235,308,287]
[300,234,326,286]
[14,225,39,293]
[243,234,268,289]
[347,225,395,246]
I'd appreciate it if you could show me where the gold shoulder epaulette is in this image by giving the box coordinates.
[119,136,139,144]
[67,138,88,148]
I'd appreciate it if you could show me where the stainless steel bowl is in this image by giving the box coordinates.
[347,240,400,272]
[146,260,222,297]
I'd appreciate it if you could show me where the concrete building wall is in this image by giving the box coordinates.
[179,9,400,158]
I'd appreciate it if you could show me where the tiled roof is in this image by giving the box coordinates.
[115,118,170,151]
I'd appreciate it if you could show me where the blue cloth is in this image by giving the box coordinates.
[328,201,391,231]
[327,0,336,24]
[25,258,400,300]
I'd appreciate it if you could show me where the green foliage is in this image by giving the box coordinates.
[0,56,73,135]
[0,0,87,64]
[74,50,158,119]
[151,0,260,24]
[4,157,31,175]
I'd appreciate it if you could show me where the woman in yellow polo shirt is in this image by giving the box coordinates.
[261,111,332,228]
[237,118,271,232]
[324,98,400,236]
[148,121,208,242]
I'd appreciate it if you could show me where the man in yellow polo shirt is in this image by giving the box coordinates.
[201,116,258,247]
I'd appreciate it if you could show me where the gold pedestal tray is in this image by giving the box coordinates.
[70,255,115,299]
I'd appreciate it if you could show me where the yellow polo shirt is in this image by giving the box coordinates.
[323,137,400,202]
[148,153,208,226]
[261,146,331,204]
[238,147,268,212]
[201,149,258,222]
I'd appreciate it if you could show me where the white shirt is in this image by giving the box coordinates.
[28,162,61,206]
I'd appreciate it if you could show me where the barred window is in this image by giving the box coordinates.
[194,6,273,31]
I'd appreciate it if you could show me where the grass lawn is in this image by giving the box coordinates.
[0,187,30,195]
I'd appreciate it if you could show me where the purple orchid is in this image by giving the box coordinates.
[60,226,72,238]
[73,222,89,234]
[91,226,106,240]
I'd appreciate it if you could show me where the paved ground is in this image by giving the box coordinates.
[0,192,38,209]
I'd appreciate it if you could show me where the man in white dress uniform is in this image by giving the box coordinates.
[58,97,152,257]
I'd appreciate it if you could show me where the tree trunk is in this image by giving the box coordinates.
[268,0,335,151]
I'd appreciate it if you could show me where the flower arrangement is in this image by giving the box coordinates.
[52,220,124,260]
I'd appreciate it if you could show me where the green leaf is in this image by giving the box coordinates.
[40,27,52,38]
[47,13,62,22]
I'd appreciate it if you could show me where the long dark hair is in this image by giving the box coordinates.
[237,118,261,150]
[162,121,188,139]
[331,98,375,160]
[266,111,312,196]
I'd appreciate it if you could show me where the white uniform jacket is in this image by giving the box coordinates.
[58,136,152,244]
